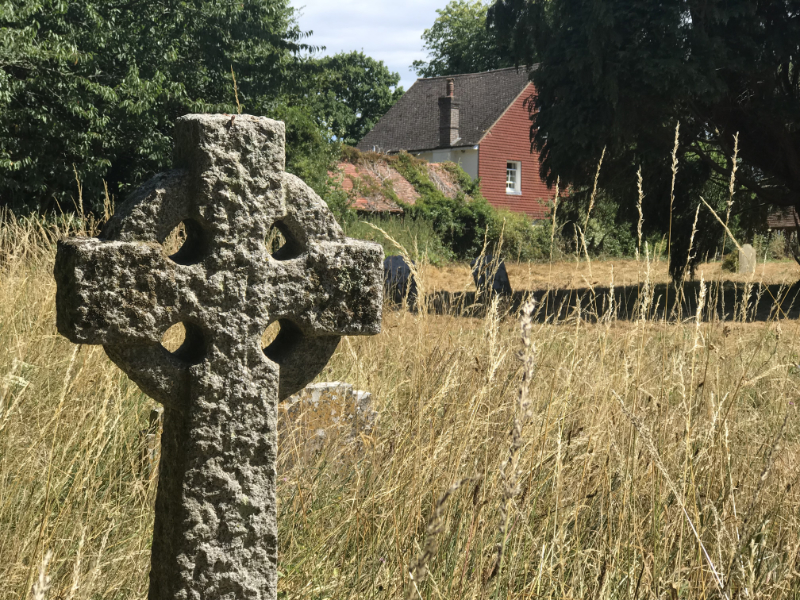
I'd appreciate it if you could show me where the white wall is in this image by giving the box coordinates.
[413,147,479,180]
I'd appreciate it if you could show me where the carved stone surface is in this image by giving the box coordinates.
[739,243,756,275]
[54,114,383,600]
[470,255,513,297]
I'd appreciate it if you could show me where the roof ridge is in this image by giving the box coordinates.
[415,65,531,82]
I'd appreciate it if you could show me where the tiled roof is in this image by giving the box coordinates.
[427,163,462,199]
[357,67,533,153]
[767,207,800,230]
[330,159,465,213]
[331,161,416,214]
[349,195,404,213]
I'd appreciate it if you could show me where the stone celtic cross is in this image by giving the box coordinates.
[54,114,383,599]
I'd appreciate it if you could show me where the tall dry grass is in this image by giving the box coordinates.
[1,212,799,599]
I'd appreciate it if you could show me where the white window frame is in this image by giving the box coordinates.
[506,161,522,195]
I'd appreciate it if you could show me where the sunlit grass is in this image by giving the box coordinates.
[1,213,799,599]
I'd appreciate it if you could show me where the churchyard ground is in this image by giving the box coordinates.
[423,257,800,292]
[2,213,799,599]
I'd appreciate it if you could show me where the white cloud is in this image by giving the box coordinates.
[292,0,451,91]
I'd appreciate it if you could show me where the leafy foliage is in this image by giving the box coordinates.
[0,0,316,211]
[412,0,515,78]
[556,191,637,258]
[343,214,454,265]
[388,152,556,260]
[392,153,495,258]
[307,51,403,146]
[270,103,340,200]
[0,1,402,215]
[490,209,561,261]
[489,0,800,277]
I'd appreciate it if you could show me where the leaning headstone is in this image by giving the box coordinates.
[471,255,513,296]
[384,255,418,308]
[739,243,756,274]
[279,382,377,463]
[54,114,383,600]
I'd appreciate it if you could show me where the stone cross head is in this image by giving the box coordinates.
[54,114,383,600]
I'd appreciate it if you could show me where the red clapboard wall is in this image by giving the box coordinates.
[477,83,552,219]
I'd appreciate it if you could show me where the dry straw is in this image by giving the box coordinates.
[578,148,606,278]
[549,176,560,264]
[1,173,799,599]
[636,167,644,261]
[231,65,242,115]
[667,121,680,270]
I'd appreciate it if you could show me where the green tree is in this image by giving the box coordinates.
[0,0,315,212]
[307,51,403,146]
[412,0,514,78]
[490,0,800,276]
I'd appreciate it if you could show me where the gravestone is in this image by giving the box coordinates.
[739,243,756,274]
[470,255,512,297]
[279,382,376,463]
[383,255,418,308]
[54,114,383,600]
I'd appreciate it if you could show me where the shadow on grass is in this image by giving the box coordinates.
[426,280,800,322]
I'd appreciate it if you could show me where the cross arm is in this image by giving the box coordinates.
[55,238,192,346]
[266,239,384,337]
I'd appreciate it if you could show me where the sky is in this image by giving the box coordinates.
[291,0,452,91]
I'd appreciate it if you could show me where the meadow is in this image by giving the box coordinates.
[1,213,799,599]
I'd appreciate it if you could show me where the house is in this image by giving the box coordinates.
[767,207,799,233]
[357,67,553,219]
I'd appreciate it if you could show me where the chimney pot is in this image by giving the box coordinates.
[446,78,455,97]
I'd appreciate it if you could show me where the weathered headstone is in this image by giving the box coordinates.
[279,382,377,463]
[739,243,756,274]
[383,255,418,308]
[470,255,513,297]
[54,114,383,600]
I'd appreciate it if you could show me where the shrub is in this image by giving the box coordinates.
[559,190,637,258]
[396,153,559,261]
[721,250,738,272]
[753,231,788,261]
[489,210,561,262]
[342,214,453,265]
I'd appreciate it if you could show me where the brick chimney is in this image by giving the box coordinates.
[438,78,460,147]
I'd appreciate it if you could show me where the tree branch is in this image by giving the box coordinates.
[688,143,795,208]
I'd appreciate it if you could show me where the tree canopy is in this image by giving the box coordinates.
[308,52,403,147]
[490,0,800,276]
[0,0,402,213]
[412,0,514,78]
